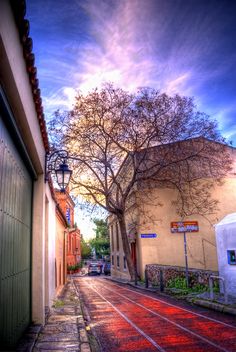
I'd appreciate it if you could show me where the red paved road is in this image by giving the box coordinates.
[74,277,236,352]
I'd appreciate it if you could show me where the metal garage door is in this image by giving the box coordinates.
[0,114,32,349]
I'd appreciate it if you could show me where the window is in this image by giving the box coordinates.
[123,256,127,270]
[110,225,114,252]
[116,222,119,251]
[117,255,120,268]
[111,255,114,266]
[227,250,236,265]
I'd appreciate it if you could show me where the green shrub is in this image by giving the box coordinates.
[167,277,187,289]
[167,275,209,294]
[52,299,64,308]
[67,265,75,271]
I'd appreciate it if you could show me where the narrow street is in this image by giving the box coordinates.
[74,277,236,352]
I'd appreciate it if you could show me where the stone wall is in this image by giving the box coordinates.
[146,264,218,288]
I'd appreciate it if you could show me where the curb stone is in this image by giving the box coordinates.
[187,298,236,315]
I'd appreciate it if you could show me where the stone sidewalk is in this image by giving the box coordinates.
[17,280,91,352]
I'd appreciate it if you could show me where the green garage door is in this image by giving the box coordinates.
[0,114,32,349]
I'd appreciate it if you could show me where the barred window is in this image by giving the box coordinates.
[110,225,114,252]
[116,222,119,251]
[117,255,120,267]
[123,256,127,270]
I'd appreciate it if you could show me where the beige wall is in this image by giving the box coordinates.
[55,215,67,294]
[135,176,236,278]
[45,185,57,308]
[109,173,236,280]
[109,218,131,280]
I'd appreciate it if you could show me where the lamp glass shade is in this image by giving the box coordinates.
[55,162,72,192]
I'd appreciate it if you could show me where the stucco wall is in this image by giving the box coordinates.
[0,1,53,325]
[215,214,236,297]
[108,172,236,281]
[45,185,56,307]
[136,177,236,278]
[55,215,67,294]
[109,216,131,281]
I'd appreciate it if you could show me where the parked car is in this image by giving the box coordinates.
[88,262,101,275]
[104,262,111,275]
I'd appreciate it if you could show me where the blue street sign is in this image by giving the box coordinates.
[66,208,71,224]
[140,233,157,238]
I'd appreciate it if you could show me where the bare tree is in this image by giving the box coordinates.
[48,83,232,280]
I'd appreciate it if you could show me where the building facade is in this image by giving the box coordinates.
[109,142,236,281]
[55,190,81,270]
[55,204,68,294]
[0,1,64,348]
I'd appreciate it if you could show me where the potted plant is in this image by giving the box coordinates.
[67,265,75,275]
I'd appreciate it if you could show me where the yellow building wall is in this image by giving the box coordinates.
[136,177,236,278]
[55,218,66,294]
[109,217,131,280]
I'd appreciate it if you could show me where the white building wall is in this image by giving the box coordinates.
[0,1,55,324]
[45,184,57,308]
[215,213,236,298]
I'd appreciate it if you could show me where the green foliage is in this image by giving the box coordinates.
[167,275,209,294]
[212,280,220,293]
[81,237,92,259]
[67,265,75,271]
[167,277,188,289]
[191,283,208,292]
[67,262,83,272]
[93,218,108,238]
[89,218,110,258]
[52,299,64,308]
[77,261,83,269]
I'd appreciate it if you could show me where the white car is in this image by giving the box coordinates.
[88,262,101,275]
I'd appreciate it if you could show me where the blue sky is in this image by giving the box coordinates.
[26,0,236,144]
[26,0,236,237]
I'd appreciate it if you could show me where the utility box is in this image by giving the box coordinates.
[215,213,236,298]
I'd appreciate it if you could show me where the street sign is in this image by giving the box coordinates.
[140,233,157,238]
[171,221,199,233]
[170,221,199,288]
[66,208,71,224]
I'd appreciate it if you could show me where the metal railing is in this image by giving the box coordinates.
[144,268,164,292]
[209,275,228,304]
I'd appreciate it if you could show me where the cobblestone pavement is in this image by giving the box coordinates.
[17,280,91,352]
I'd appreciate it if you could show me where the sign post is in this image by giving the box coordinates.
[171,221,199,288]
[183,231,189,287]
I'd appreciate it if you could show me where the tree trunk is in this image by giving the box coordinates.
[118,214,136,281]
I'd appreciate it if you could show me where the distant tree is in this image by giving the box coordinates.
[89,219,110,258]
[93,218,108,238]
[80,236,92,259]
[49,83,232,280]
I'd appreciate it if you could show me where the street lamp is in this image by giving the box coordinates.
[55,162,72,192]
[45,150,72,192]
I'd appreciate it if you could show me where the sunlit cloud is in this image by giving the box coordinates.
[164,73,192,96]
[27,0,236,145]
[42,87,77,117]
[74,0,161,93]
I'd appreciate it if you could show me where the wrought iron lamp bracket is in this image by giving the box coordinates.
[45,149,69,182]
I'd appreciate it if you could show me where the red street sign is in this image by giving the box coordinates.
[171,221,199,233]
